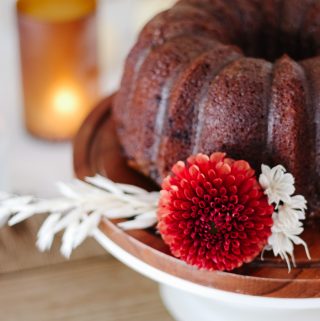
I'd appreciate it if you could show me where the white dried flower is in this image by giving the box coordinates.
[268,209,310,272]
[259,164,295,206]
[260,165,310,271]
[0,175,159,258]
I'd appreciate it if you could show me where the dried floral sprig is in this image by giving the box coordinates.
[0,163,311,272]
[0,175,159,258]
[259,165,310,271]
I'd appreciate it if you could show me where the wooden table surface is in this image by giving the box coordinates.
[0,217,173,321]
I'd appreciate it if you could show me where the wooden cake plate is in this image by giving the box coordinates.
[73,94,320,321]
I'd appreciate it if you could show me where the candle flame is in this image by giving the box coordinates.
[53,89,80,115]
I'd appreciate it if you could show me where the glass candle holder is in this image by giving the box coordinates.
[17,0,99,140]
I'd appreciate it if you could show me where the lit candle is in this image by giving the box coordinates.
[53,89,80,117]
[17,0,99,140]
[45,83,89,138]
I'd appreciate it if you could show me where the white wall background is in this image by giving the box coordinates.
[0,0,175,197]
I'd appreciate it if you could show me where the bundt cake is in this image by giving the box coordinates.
[114,0,320,217]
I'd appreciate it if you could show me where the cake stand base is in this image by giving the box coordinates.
[159,284,319,321]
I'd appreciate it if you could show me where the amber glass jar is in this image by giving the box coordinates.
[17,0,99,140]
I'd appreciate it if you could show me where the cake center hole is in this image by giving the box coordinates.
[237,29,318,62]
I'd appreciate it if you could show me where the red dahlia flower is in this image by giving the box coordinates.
[157,152,274,271]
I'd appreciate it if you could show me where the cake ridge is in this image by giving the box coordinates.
[126,36,217,173]
[193,57,273,166]
[191,56,243,156]
[265,59,276,165]
[156,46,243,181]
[149,43,224,162]
[268,55,312,195]
[149,48,220,173]
[298,58,317,202]
[116,36,216,161]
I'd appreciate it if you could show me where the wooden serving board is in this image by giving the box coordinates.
[73,94,320,298]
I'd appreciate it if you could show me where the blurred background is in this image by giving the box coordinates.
[0,0,175,196]
[0,1,175,320]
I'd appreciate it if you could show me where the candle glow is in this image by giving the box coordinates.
[53,89,80,116]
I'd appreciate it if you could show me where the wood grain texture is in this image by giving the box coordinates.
[0,256,173,321]
[0,215,105,274]
[73,94,320,298]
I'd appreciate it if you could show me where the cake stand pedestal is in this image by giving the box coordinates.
[73,95,320,321]
[159,284,320,321]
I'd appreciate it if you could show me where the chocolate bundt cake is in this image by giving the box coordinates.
[114,0,320,217]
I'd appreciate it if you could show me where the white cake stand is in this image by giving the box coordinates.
[93,228,320,321]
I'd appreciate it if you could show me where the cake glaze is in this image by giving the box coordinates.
[114,0,320,217]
